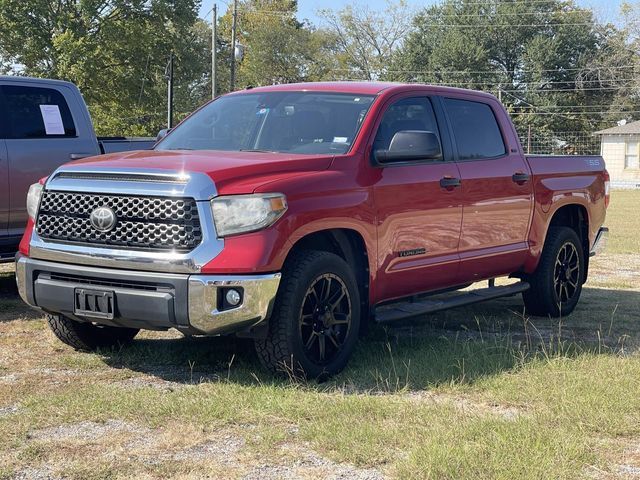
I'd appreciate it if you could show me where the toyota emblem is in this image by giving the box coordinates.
[90,206,117,232]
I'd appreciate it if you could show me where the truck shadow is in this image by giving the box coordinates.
[97,286,640,392]
[1,267,636,390]
[0,270,43,322]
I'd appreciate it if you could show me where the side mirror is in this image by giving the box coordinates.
[374,131,442,163]
[156,128,171,142]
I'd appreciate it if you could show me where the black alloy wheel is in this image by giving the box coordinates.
[522,226,585,317]
[254,250,361,379]
[299,273,352,366]
[553,241,580,305]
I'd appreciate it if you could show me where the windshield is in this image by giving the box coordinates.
[156,91,375,155]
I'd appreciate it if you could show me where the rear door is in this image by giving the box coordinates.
[2,82,98,237]
[371,95,463,301]
[442,97,533,283]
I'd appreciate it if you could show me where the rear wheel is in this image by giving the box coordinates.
[523,226,585,317]
[47,314,139,351]
[254,250,361,379]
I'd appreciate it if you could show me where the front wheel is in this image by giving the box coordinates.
[523,226,585,317]
[254,250,361,379]
[47,314,139,351]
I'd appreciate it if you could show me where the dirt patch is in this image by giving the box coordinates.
[30,419,147,442]
[170,434,245,462]
[12,466,59,480]
[590,254,640,289]
[0,263,14,274]
[243,443,386,480]
[114,367,221,390]
[403,391,524,420]
[0,404,19,417]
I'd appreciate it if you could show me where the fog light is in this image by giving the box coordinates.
[225,289,241,306]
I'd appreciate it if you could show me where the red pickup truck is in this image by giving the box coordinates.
[15,82,609,378]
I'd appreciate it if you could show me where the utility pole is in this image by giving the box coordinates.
[230,0,238,91]
[211,4,217,99]
[166,52,174,129]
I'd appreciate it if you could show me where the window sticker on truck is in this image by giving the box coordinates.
[39,104,65,135]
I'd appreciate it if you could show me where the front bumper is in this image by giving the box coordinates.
[15,254,280,336]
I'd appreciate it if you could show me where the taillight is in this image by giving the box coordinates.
[604,169,610,209]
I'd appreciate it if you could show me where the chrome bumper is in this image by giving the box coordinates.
[188,274,280,334]
[590,227,609,257]
[15,254,280,335]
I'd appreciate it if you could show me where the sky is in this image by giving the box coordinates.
[199,0,625,26]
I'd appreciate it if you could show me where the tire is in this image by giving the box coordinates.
[254,250,361,379]
[46,314,139,351]
[523,226,585,317]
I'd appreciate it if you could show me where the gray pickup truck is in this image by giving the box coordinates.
[0,76,155,261]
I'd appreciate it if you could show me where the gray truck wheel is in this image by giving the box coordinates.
[523,226,585,317]
[254,250,361,379]
[46,314,139,351]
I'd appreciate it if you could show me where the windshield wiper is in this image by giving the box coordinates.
[239,148,277,153]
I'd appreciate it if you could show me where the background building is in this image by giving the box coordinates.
[595,121,640,189]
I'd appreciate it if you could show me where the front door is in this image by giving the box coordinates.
[442,97,534,283]
[371,96,463,302]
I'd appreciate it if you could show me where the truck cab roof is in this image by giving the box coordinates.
[230,81,499,102]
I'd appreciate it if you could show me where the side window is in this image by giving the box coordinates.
[443,98,506,160]
[1,85,77,139]
[373,97,442,160]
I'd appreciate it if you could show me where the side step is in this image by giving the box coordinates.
[374,281,530,324]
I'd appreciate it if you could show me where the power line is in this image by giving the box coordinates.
[396,22,597,27]
[328,66,635,75]
[498,86,631,93]
[417,9,600,18]
[329,77,637,86]
[513,105,640,109]
[510,111,640,115]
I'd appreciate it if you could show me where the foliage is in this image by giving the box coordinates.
[215,0,337,92]
[392,0,631,145]
[0,0,638,142]
[318,0,413,81]
[0,0,209,136]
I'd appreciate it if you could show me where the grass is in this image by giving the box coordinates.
[0,190,638,479]
[605,189,640,254]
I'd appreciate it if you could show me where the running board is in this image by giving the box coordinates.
[374,281,530,324]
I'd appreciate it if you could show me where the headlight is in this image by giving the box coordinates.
[26,182,44,220]
[211,193,287,237]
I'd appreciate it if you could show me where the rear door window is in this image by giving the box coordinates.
[1,85,76,139]
[443,98,506,160]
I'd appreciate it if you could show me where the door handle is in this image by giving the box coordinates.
[512,172,530,184]
[70,153,93,160]
[440,176,461,189]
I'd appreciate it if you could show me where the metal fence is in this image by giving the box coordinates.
[516,130,600,156]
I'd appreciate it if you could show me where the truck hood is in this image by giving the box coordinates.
[64,149,334,194]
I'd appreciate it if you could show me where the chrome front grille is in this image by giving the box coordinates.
[36,191,202,251]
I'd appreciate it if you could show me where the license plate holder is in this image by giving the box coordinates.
[74,288,115,320]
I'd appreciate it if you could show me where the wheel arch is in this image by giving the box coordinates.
[285,228,372,334]
[544,203,590,279]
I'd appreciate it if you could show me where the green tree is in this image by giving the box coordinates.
[394,0,630,151]
[214,0,336,92]
[0,0,209,136]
